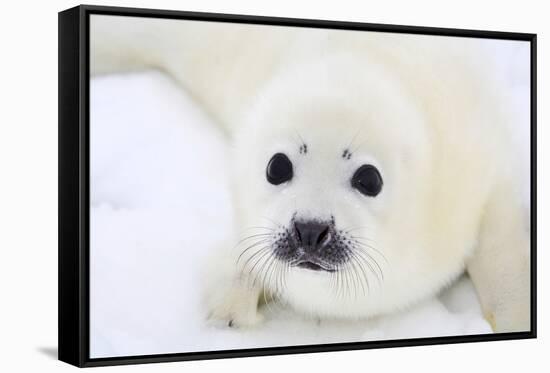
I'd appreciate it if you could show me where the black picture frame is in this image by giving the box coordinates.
[58,4,537,368]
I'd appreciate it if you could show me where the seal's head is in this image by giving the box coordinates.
[231,57,470,318]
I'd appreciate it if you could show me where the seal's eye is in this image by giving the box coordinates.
[266,153,293,185]
[351,165,383,197]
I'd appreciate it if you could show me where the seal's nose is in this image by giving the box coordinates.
[294,221,331,250]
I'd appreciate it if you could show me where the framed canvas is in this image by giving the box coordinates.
[58,4,537,367]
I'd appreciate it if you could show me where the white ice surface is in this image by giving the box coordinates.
[89,47,528,357]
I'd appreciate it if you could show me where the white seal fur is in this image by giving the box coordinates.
[91,16,530,332]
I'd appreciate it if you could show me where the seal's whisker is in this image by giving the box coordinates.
[284,261,290,293]
[256,250,276,289]
[236,239,272,266]
[263,254,278,290]
[352,238,387,264]
[346,255,360,300]
[234,233,272,247]
[239,219,387,303]
[338,264,346,300]
[275,259,285,296]
[342,232,378,246]
[345,127,362,152]
[356,251,372,294]
[331,265,340,298]
[348,250,369,295]
[262,255,280,315]
[239,246,270,277]
[294,129,307,149]
[353,247,381,280]
[247,248,272,284]
[353,246,384,285]
[341,261,351,299]
[342,225,371,233]
[275,260,285,296]
[242,226,275,232]
[259,216,284,229]
[249,255,269,289]
[332,264,341,299]
[353,242,385,278]
[350,138,370,154]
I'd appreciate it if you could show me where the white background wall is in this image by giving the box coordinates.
[0,0,546,371]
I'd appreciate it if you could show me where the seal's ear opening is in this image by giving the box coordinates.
[266,153,293,185]
[352,165,383,197]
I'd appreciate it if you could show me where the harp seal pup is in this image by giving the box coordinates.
[91,16,531,333]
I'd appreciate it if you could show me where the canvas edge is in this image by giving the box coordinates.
[57,4,537,368]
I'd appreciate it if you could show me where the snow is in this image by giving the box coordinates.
[89,50,527,356]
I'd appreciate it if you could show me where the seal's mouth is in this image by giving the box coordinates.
[293,260,336,272]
